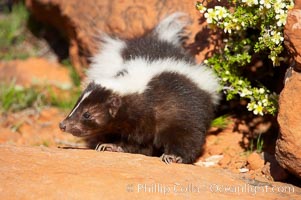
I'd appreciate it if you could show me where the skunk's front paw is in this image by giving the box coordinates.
[95,143,124,152]
[160,154,183,164]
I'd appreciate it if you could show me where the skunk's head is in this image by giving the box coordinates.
[59,82,122,137]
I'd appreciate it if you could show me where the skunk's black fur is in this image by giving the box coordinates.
[59,13,219,164]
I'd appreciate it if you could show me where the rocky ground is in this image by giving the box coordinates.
[1,144,300,200]
[0,58,299,198]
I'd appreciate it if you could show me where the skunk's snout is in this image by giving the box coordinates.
[59,121,66,132]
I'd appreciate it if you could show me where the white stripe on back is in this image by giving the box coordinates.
[94,58,220,105]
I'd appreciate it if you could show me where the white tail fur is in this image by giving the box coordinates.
[87,34,126,81]
[154,12,191,46]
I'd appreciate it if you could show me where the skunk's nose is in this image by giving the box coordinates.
[59,122,66,131]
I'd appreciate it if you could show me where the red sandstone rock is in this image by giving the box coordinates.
[293,0,301,9]
[247,152,264,171]
[218,154,231,168]
[25,0,220,76]
[284,8,301,70]
[262,152,288,181]
[276,1,301,179]
[276,71,301,178]
[0,145,299,199]
[0,58,72,89]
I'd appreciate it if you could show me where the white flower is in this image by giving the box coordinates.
[204,8,215,24]
[259,0,272,9]
[248,101,265,115]
[262,98,268,106]
[196,3,207,13]
[286,0,295,10]
[258,88,265,94]
[244,0,259,6]
[274,0,287,14]
[247,102,255,111]
[215,6,229,20]
[253,102,264,116]
[240,88,252,97]
[223,22,232,34]
[222,77,228,81]
[271,31,284,44]
[276,11,288,27]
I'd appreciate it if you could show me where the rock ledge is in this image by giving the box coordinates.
[0,145,299,199]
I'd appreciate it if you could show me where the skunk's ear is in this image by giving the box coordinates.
[107,95,122,118]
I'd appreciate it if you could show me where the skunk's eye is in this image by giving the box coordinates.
[83,112,91,119]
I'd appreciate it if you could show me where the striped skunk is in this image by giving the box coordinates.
[59,13,220,164]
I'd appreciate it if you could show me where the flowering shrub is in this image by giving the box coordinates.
[196,0,294,115]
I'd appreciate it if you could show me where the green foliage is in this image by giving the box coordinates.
[48,87,81,110]
[211,115,231,129]
[50,60,82,110]
[62,59,81,87]
[248,139,254,153]
[256,133,264,153]
[0,3,30,60]
[0,82,81,113]
[0,3,82,113]
[0,82,44,112]
[196,0,294,115]
[0,3,28,46]
[248,134,264,153]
